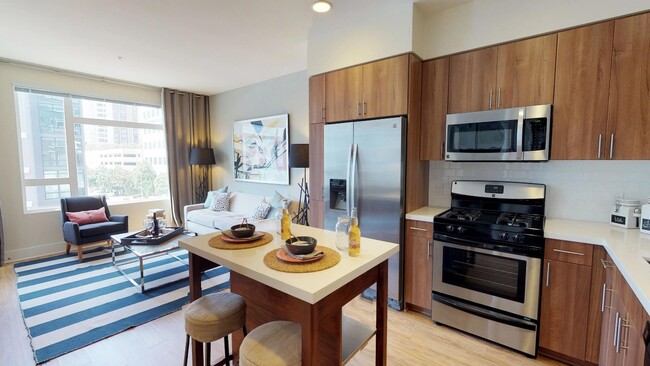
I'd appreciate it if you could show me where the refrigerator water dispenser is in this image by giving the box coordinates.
[329,179,347,210]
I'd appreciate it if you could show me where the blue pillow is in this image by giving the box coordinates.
[266,191,288,219]
[203,186,228,208]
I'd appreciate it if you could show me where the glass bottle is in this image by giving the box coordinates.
[281,200,291,241]
[348,207,360,257]
[335,216,350,251]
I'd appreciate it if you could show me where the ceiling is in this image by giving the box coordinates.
[0,0,464,95]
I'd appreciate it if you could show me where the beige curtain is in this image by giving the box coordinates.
[163,88,211,226]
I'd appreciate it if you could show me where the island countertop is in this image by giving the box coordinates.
[179,224,399,304]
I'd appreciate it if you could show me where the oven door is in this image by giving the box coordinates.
[432,240,541,320]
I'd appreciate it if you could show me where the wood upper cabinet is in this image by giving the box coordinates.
[324,55,409,122]
[309,74,326,124]
[552,21,614,160]
[420,58,449,160]
[404,220,433,314]
[539,240,593,361]
[606,12,650,159]
[448,34,556,114]
[308,123,324,228]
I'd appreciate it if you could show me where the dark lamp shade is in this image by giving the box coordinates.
[189,147,216,166]
[289,144,309,168]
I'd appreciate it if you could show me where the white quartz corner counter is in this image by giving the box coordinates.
[405,206,448,222]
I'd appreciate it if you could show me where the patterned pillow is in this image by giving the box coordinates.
[209,192,231,212]
[251,199,272,220]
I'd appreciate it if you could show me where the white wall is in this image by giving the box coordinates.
[418,0,650,59]
[0,62,170,263]
[209,70,309,203]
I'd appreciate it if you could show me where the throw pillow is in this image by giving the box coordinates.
[209,191,231,212]
[251,199,272,220]
[266,191,288,219]
[65,207,109,225]
[203,186,228,208]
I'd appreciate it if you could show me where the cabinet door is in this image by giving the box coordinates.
[404,220,433,313]
[309,74,326,124]
[586,246,608,364]
[552,22,614,160]
[362,55,409,119]
[308,123,324,228]
[496,34,557,109]
[420,58,449,160]
[600,255,618,366]
[325,65,362,122]
[606,12,650,159]
[448,47,497,113]
[539,259,592,360]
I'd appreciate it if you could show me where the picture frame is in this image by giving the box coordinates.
[233,114,290,185]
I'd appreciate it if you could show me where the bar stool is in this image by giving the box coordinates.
[239,321,301,366]
[183,292,247,366]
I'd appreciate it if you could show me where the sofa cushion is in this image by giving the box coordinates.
[65,207,109,225]
[79,221,127,238]
[210,192,231,211]
[250,199,271,220]
[203,186,228,208]
[186,209,249,231]
[266,191,288,219]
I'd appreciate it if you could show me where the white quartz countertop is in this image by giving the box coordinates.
[179,224,399,304]
[407,205,650,315]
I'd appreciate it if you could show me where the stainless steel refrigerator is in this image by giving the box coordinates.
[324,117,406,310]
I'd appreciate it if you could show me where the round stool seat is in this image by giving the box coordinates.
[240,321,301,366]
[184,292,246,343]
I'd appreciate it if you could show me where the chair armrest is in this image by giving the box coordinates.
[109,214,128,228]
[62,221,81,243]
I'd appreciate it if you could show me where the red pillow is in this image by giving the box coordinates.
[65,207,109,225]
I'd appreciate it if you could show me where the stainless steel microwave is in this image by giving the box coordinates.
[445,104,551,162]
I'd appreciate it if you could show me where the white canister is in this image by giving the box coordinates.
[641,198,650,234]
[610,198,641,229]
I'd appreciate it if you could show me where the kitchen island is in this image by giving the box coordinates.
[179,224,399,365]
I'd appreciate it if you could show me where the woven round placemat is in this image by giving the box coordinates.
[263,246,341,273]
[208,232,273,250]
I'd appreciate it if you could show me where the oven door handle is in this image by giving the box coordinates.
[434,233,527,253]
[432,293,537,331]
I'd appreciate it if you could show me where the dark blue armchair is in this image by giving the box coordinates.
[61,196,128,261]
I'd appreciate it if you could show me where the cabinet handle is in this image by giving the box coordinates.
[619,316,631,352]
[552,248,585,256]
[609,134,614,159]
[614,312,620,349]
[357,102,361,116]
[409,226,428,232]
[601,258,612,269]
[363,101,367,116]
[545,262,550,287]
[601,283,614,312]
[427,240,431,259]
[321,106,325,122]
[597,134,602,159]
[488,89,493,109]
[497,87,501,109]
[321,187,325,200]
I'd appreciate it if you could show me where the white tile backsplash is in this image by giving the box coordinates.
[428,160,650,222]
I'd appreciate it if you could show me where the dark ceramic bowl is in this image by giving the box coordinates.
[285,236,317,255]
[230,223,256,238]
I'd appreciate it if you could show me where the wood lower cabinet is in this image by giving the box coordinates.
[552,21,614,160]
[324,55,408,123]
[539,240,594,362]
[420,57,449,160]
[404,220,433,315]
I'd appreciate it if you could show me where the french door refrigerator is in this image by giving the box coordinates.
[324,117,406,310]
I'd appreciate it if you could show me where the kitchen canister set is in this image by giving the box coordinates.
[610,196,650,234]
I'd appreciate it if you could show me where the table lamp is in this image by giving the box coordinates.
[189,147,216,203]
[289,144,310,226]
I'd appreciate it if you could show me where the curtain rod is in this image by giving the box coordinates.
[0,57,162,92]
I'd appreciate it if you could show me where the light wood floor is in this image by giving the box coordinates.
[0,263,566,366]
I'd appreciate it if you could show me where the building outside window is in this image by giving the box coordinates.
[15,87,169,212]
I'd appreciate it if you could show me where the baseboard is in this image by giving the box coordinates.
[4,240,67,264]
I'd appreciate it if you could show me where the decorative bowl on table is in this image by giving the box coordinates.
[285,236,317,255]
[230,221,256,238]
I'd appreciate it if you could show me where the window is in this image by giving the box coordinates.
[15,87,169,212]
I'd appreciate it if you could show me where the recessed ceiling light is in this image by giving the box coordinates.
[312,1,332,13]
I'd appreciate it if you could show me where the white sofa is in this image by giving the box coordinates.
[183,192,282,235]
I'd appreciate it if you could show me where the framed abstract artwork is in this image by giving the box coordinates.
[233,114,289,185]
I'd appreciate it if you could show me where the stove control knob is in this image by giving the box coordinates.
[446,225,455,233]
[512,234,522,242]
[499,232,509,240]
[456,226,467,234]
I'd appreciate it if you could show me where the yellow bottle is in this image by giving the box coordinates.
[348,208,360,257]
[281,200,291,240]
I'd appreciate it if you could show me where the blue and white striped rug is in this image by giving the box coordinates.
[14,245,230,364]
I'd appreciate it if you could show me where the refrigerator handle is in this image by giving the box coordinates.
[351,143,358,213]
[346,144,353,216]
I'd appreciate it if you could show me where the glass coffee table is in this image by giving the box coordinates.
[111,231,193,292]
